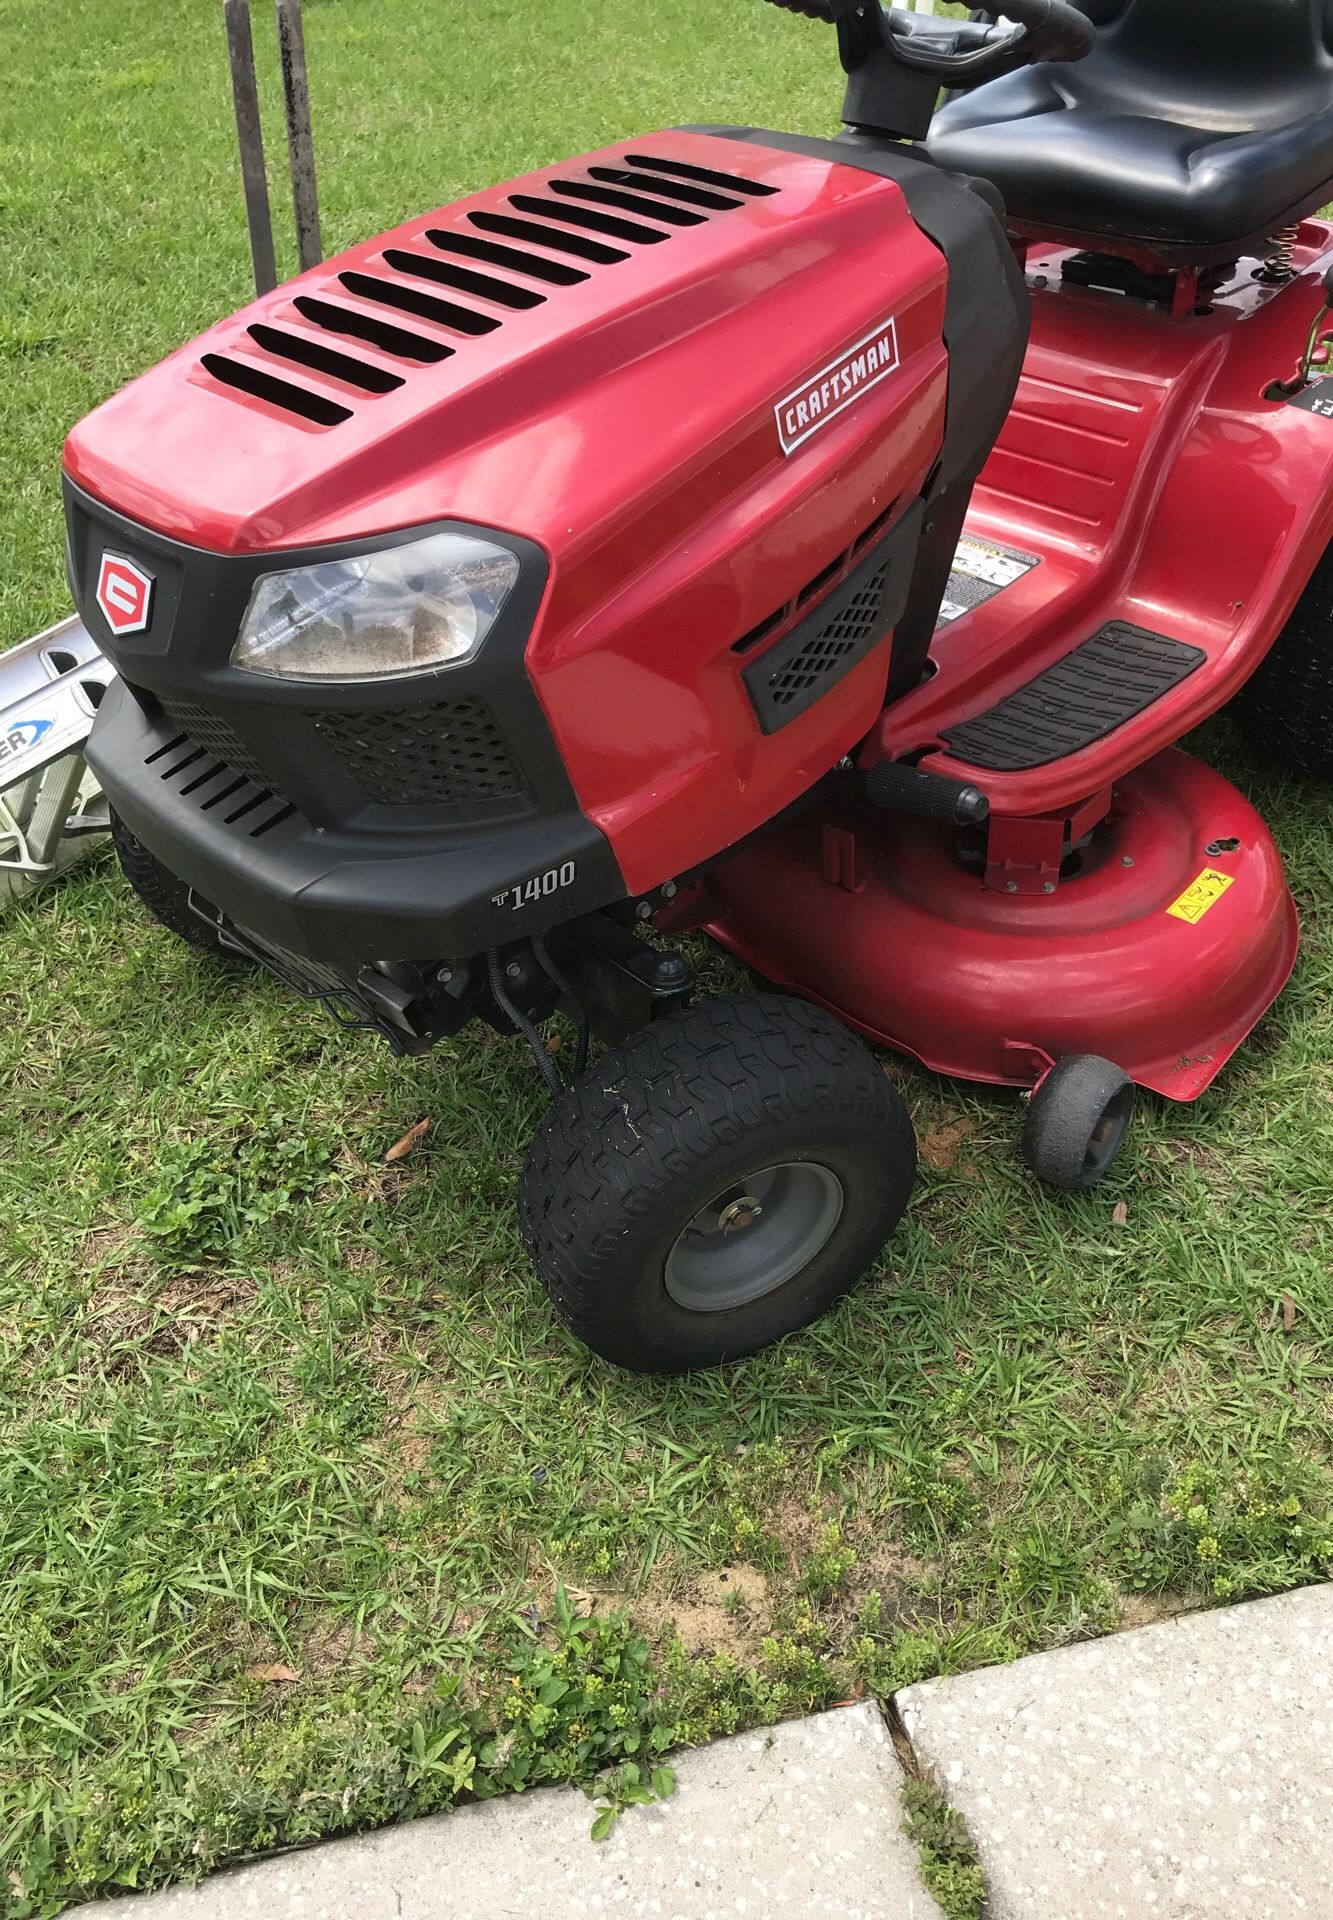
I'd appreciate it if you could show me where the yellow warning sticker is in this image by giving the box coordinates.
[1166,868,1236,924]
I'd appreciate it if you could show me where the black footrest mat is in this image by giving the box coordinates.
[941,621,1207,772]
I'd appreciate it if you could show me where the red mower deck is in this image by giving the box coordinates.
[705,749,1299,1100]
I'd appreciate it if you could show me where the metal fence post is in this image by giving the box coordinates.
[222,0,278,296]
[275,0,323,273]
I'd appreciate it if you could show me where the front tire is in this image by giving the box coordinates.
[110,810,245,961]
[518,993,917,1373]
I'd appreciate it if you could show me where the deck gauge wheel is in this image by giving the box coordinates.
[1021,1053,1136,1190]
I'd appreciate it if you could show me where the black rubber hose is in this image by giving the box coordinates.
[487,949,564,1098]
[532,933,591,1078]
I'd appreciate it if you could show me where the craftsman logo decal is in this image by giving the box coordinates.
[776,317,900,455]
[0,718,52,767]
[95,553,154,636]
[1166,867,1235,924]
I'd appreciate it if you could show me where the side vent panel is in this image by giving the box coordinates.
[741,504,922,734]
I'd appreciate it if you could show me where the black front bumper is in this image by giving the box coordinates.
[90,678,619,961]
[68,480,627,964]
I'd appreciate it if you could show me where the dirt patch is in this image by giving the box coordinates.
[81,1224,131,1272]
[919,1116,976,1174]
[852,1538,932,1598]
[303,1619,375,1678]
[1115,1589,1193,1631]
[630,1563,774,1662]
[85,1260,257,1368]
[767,1493,821,1561]
[368,1382,458,1497]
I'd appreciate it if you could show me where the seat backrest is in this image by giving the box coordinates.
[1086,0,1333,129]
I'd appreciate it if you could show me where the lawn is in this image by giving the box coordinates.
[2,0,1332,1912]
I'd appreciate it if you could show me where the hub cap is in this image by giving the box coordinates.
[1083,1084,1136,1182]
[664,1162,844,1313]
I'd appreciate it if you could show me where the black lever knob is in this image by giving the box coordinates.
[864,759,990,826]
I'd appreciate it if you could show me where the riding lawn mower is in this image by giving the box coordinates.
[62,0,1332,1370]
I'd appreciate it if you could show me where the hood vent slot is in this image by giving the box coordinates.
[545,178,705,227]
[624,153,779,198]
[383,247,545,310]
[246,323,405,393]
[587,164,743,211]
[506,193,668,246]
[293,293,454,363]
[200,352,351,426]
[337,270,501,336]
[467,208,628,264]
[202,148,780,424]
[425,228,589,286]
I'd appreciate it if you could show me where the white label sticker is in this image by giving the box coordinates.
[951,539,1031,589]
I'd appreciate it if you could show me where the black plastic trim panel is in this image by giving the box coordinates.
[690,126,1029,494]
[694,127,1029,700]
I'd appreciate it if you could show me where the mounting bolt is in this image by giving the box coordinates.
[636,900,653,922]
[1042,880,1056,894]
[1121,855,1135,867]
[1005,880,1019,893]
[505,960,522,980]
[652,952,689,987]
[436,966,453,985]
[837,755,854,772]
[662,880,677,900]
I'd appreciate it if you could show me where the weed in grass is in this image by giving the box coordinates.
[800,1521,858,1603]
[901,1776,988,1920]
[1104,1454,1333,1600]
[7,1591,676,1911]
[138,1120,337,1260]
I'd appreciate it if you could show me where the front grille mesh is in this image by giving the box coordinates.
[155,695,273,787]
[309,699,527,807]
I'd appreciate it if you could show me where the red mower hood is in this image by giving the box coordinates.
[62,129,947,559]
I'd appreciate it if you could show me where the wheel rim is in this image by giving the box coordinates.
[663,1161,845,1313]
[1083,1083,1135,1182]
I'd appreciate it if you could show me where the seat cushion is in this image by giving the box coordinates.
[927,62,1333,257]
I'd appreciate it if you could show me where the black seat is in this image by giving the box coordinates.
[926,0,1333,263]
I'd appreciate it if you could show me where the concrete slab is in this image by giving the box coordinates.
[109,1701,942,1919]
[898,1583,1333,1919]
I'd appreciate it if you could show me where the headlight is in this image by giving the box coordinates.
[230,530,521,681]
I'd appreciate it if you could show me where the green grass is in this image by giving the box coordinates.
[2,0,1332,1912]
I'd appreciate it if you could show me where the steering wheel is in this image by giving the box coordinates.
[762,0,1094,88]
